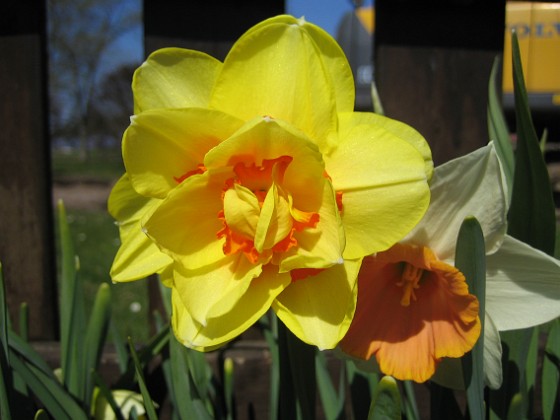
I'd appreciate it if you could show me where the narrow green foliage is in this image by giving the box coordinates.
[456,217,486,420]
[490,31,557,420]
[18,303,28,342]
[261,312,280,420]
[507,393,524,420]
[34,409,49,420]
[168,333,213,420]
[283,321,317,420]
[110,322,128,374]
[507,32,556,255]
[368,376,401,420]
[402,381,420,420]
[346,360,377,420]
[316,351,346,420]
[487,56,515,195]
[224,357,234,420]
[0,263,12,420]
[127,338,158,420]
[9,349,88,420]
[82,283,112,407]
[370,81,385,116]
[57,201,86,395]
[542,320,560,420]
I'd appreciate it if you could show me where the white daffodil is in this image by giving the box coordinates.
[340,142,560,388]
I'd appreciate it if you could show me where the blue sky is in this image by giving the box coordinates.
[286,0,374,36]
[100,0,375,77]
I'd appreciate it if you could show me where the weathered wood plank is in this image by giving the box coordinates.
[0,2,58,339]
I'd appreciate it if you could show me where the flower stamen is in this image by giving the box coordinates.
[397,263,423,306]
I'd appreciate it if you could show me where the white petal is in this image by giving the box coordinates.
[405,142,508,261]
[486,235,560,331]
[483,314,503,389]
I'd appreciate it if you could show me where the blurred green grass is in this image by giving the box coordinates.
[51,148,124,183]
[65,209,149,343]
[53,148,150,343]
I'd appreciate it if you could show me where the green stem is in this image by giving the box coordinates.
[277,318,316,420]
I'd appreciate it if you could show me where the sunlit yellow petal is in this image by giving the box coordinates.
[123,108,243,199]
[210,21,338,149]
[243,15,355,114]
[108,175,172,282]
[273,258,361,350]
[172,266,291,350]
[326,125,430,258]
[143,170,232,269]
[173,253,262,326]
[278,181,345,272]
[133,48,221,113]
[338,111,433,179]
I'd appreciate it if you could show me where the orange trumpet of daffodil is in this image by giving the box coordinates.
[340,142,560,385]
[109,15,433,351]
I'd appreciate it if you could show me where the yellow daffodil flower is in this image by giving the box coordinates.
[340,142,560,386]
[109,15,432,351]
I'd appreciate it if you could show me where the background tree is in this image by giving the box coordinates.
[89,63,136,149]
[47,0,140,159]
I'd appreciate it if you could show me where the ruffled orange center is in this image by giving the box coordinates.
[340,243,481,383]
[216,156,320,264]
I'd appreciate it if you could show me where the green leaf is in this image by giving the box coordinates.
[278,319,316,420]
[9,349,88,420]
[34,409,49,420]
[507,32,556,255]
[168,333,213,420]
[82,283,112,408]
[542,320,560,420]
[0,263,12,420]
[261,311,280,420]
[224,357,234,420]
[316,351,345,420]
[455,217,486,420]
[56,201,86,394]
[110,322,128,374]
[346,360,377,420]
[402,381,420,420]
[370,81,385,116]
[127,337,158,420]
[487,56,514,196]
[368,376,401,420]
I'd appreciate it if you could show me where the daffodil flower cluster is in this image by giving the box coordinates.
[340,143,560,386]
[109,15,433,351]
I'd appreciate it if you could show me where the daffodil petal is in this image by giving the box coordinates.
[326,125,430,258]
[241,15,355,114]
[108,175,172,282]
[486,235,560,330]
[483,314,503,389]
[338,112,434,179]
[278,180,345,271]
[210,19,338,149]
[124,108,243,199]
[143,170,231,270]
[272,258,361,350]
[172,265,291,350]
[206,118,327,209]
[173,254,262,326]
[406,142,507,261]
[133,48,222,113]
[430,312,503,390]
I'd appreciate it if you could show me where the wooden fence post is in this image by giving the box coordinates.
[0,1,58,339]
[375,0,506,164]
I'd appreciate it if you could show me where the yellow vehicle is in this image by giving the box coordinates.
[337,1,560,117]
[502,1,560,114]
